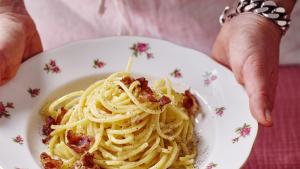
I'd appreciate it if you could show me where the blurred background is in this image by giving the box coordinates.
[25,0,300,64]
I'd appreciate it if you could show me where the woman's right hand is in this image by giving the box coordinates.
[0,0,42,85]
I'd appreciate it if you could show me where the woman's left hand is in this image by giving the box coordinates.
[212,13,282,127]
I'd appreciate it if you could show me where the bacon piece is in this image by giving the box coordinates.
[159,96,171,107]
[136,77,158,102]
[42,135,52,144]
[146,94,158,102]
[139,90,158,102]
[42,107,68,144]
[81,153,97,168]
[66,130,94,153]
[42,117,56,136]
[136,77,172,106]
[121,76,134,85]
[136,77,154,94]
[136,77,148,90]
[74,153,100,169]
[55,107,67,124]
[40,152,63,169]
[183,90,200,116]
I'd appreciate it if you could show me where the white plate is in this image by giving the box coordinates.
[0,36,257,169]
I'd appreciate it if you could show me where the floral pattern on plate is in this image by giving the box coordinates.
[0,101,14,119]
[206,162,217,169]
[44,60,60,74]
[28,88,40,98]
[232,123,251,143]
[13,135,24,145]
[93,59,106,69]
[215,107,225,117]
[203,72,217,86]
[130,42,154,59]
[170,69,183,78]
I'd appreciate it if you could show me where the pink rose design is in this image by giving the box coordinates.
[170,69,183,78]
[130,42,154,59]
[232,123,251,143]
[49,60,56,67]
[211,75,217,81]
[44,60,61,74]
[204,79,210,85]
[175,72,181,78]
[203,72,218,86]
[0,102,14,119]
[28,88,40,98]
[240,127,251,137]
[15,136,23,142]
[217,110,223,116]
[13,135,24,145]
[96,61,104,68]
[147,52,154,59]
[52,67,60,73]
[206,163,217,169]
[232,137,239,143]
[93,59,106,69]
[136,43,148,52]
[215,107,225,117]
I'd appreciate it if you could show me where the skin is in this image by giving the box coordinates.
[0,0,42,85]
[212,13,281,127]
[212,0,296,127]
[0,0,296,126]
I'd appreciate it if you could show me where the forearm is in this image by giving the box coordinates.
[271,0,296,14]
[0,0,25,14]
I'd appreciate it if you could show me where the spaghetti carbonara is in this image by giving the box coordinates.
[40,58,200,169]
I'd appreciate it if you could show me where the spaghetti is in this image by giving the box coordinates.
[40,58,200,169]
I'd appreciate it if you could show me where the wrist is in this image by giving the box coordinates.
[220,0,294,35]
[230,13,282,40]
[243,13,281,33]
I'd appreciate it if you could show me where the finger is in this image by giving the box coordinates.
[242,55,275,127]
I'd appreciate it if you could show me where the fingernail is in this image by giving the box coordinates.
[265,109,272,123]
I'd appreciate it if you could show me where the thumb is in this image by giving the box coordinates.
[242,55,277,127]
